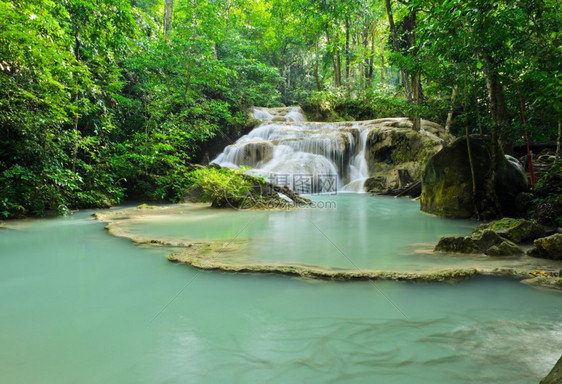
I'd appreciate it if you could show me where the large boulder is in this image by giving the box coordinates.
[367,127,437,174]
[364,125,443,193]
[421,136,528,219]
[472,217,545,243]
[528,234,562,260]
[434,230,523,256]
[541,355,562,384]
[434,236,480,254]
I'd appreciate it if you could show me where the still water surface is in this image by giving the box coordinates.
[0,196,561,383]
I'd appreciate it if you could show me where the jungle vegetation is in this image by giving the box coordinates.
[1,0,560,217]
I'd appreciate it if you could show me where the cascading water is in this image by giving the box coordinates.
[213,107,371,193]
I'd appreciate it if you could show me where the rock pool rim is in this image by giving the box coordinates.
[93,204,562,290]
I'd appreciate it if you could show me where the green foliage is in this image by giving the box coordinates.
[190,167,257,208]
[301,88,449,123]
[0,0,560,217]
[527,162,562,226]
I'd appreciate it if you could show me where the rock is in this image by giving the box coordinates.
[367,127,435,170]
[450,229,525,256]
[421,136,529,219]
[529,234,562,260]
[434,236,480,254]
[472,229,506,252]
[233,141,274,168]
[472,217,546,243]
[541,355,562,384]
[485,240,524,256]
[364,125,443,192]
[364,176,387,192]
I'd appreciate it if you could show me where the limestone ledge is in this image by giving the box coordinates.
[168,247,478,282]
[169,246,562,288]
[93,205,562,289]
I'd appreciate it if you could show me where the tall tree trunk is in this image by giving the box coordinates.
[362,25,369,88]
[411,73,421,131]
[385,0,410,99]
[464,68,478,217]
[484,58,507,170]
[445,84,458,133]
[345,14,350,86]
[164,0,174,34]
[368,24,376,86]
[483,57,506,217]
[380,44,386,88]
[385,0,398,52]
[409,7,420,130]
[325,30,341,88]
[71,29,81,174]
[554,122,562,165]
[335,50,342,88]
[314,35,321,92]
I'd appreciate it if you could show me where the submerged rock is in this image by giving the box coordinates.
[472,229,507,252]
[434,236,480,254]
[420,136,528,219]
[485,240,524,257]
[528,234,562,260]
[435,227,523,256]
[472,217,545,243]
[541,355,562,384]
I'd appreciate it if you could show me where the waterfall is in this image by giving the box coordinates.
[212,107,372,193]
[341,127,370,192]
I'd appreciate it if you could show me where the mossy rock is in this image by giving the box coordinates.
[434,236,480,254]
[485,240,524,257]
[541,355,562,384]
[364,176,387,193]
[472,217,545,243]
[471,229,506,252]
[528,234,562,260]
[421,136,528,219]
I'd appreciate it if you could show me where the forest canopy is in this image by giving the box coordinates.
[1,0,560,217]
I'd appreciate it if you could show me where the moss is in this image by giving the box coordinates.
[530,234,562,260]
[472,217,545,243]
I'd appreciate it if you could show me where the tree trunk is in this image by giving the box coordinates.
[385,0,411,98]
[554,122,562,165]
[445,84,458,132]
[314,36,321,92]
[411,72,421,131]
[463,68,478,217]
[385,0,398,52]
[335,50,342,88]
[482,57,506,217]
[71,29,81,174]
[484,59,507,170]
[380,44,385,88]
[409,7,420,130]
[164,0,174,34]
[345,14,350,86]
[325,30,341,88]
[362,25,369,88]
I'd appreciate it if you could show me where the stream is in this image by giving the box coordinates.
[1,196,561,383]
